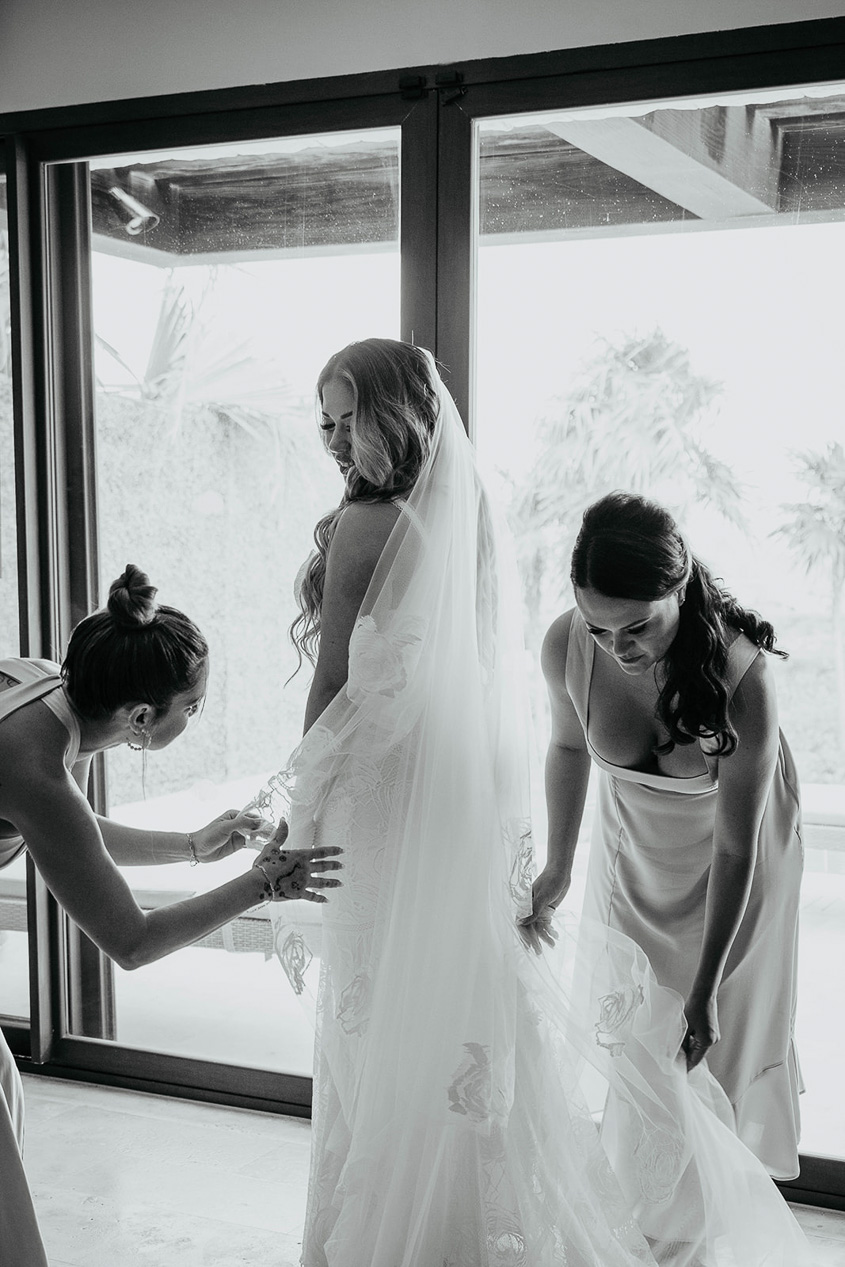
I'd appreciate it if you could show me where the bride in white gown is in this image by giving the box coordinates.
[251,338,815,1266]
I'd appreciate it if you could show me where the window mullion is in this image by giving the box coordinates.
[5,135,61,1063]
[435,89,474,434]
[42,160,113,1042]
[399,87,438,354]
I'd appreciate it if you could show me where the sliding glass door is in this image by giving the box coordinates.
[86,127,400,1075]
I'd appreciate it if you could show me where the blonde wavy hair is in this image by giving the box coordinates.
[290,338,439,666]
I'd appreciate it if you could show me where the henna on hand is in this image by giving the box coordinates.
[253,843,343,903]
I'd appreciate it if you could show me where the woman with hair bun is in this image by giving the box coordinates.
[525,491,803,1180]
[0,564,342,1266]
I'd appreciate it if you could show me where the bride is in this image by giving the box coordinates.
[253,338,814,1265]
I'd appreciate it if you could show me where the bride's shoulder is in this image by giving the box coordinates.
[330,500,402,565]
[336,499,402,534]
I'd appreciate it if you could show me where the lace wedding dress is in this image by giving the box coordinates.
[253,353,815,1266]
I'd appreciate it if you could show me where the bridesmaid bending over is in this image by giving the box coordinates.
[525,491,803,1179]
[0,564,341,1266]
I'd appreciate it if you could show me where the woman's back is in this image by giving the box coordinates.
[0,659,81,859]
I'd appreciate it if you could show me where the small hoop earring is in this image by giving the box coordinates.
[128,728,150,752]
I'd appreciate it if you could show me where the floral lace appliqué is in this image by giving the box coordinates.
[288,723,339,809]
[277,930,313,996]
[594,984,644,1056]
[336,972,371,1035]
[245,770,291,838]
[348,613,424,699]
[634,1123,685,1204]
[489,1227,527,1265]
[447,1042,492,1122]
[506,819,534,908]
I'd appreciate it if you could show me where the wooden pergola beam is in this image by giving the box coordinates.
[546,105,778,220]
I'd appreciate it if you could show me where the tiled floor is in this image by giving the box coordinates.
[21,1074,845,1266]
[24,1075,308,1266]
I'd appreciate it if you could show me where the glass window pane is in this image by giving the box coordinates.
[475,86,845,1160]
[77,128,400,1072]
[0,172,27,1022]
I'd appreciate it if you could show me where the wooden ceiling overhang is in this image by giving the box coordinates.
[5,98,845,263]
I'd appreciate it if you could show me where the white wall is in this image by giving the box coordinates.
[3,0,845,114]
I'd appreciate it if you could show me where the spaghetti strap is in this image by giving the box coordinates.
[0,658,64,723]
[725,632,762,695]
[0,658,81,767]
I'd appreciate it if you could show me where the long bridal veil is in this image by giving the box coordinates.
[250,352,814,1266]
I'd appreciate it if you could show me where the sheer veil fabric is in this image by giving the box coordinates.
[252,354,814,1266]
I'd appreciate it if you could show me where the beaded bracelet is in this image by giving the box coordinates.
[186,833,200,867]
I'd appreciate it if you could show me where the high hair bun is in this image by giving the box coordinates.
[107,564,159,628]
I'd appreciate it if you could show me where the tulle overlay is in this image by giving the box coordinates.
[252,356,814,1266]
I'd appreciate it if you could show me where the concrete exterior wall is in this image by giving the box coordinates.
[3,0,845,114]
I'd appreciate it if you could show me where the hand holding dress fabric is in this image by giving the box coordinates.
[683,990,720,1071]
[518,864,568,953]
[191,808,273,861]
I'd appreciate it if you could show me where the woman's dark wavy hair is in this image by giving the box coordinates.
[62,565,208,720]
[570,492,786,756]
[290,338,439,666]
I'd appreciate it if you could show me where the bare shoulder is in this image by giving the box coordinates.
[0,700,72,809]
[716,650,780,775]
[541,609,587,744]
[731,648,777,720]
[329,501,401,566]
[321,502,403,617]
[541,608,578,686]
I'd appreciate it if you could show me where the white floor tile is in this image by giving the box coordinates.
[21,1075,845,1267]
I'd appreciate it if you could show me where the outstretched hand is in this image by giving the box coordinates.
[253,823,343,903]
[518,866,569,955]
[191,808,273,863]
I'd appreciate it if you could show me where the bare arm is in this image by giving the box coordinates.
[683,653,780,1067]
[96,817,198,866]
[96,810,259,866]
[0,715,339,970]
[67,753,255,867]
[520,612,591,951]
[11,771,267,969]
[541,612,591,888]
[303,502,400,733]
